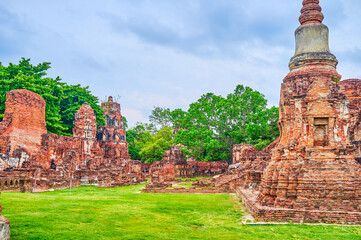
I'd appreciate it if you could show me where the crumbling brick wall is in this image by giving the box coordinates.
[213,139,279,191]
[232,145,258,164]
[340,79,361,162]
[0,89,46,155]
[187,161,228,176]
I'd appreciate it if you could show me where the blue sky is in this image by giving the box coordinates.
[1,0,361,126]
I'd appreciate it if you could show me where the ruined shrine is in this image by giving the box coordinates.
[0,90,144,192]
[238,0,361,224]
[212,139,279,192]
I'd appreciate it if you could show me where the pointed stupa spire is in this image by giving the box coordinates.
[289,0,337,70]
[299,0,324,25]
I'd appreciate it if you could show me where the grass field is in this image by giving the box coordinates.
[1,184,361,240]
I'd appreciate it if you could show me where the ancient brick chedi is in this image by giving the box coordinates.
[0,90,47,155]
[96,96,130,160]
[0,91,143,193]
[239,0,361,224]
[97,96,126,143]
[73,102,97,139]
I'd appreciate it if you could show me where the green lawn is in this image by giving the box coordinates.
[1,184,361,240]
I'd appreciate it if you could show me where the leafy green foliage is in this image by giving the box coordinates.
[139,127,173,163]
[126,131,148,160]
[60,84,105,135]
[149,106,186,130]
[149,107,172,129]
[126,123,173,163]
[130,85,279,163]
[0,58,105,135]
[174,85,279,161]
[126,122,154,160]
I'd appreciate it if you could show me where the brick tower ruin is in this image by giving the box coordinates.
[0,89,47,155]
[97,96,130,160]
[239,0,361,224]
[73,102,97,139]
[97,96,126,143]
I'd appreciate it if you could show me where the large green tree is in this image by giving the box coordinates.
[0,58,105,135]
[174,85,279,162]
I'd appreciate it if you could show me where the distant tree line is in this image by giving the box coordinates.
[127,85,279,163]
[0,58,279,163]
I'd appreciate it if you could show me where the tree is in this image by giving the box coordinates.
[139,127,173,163]
[60,84,105,135]
[174,85,279,162]
[149,107,187,130]
[0,58,105,135]
[126,123,153,160]
[149,107,172,129]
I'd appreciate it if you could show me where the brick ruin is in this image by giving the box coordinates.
[340,79,361,163]
[147,146,191,187]
[145,145,228,191]
[0,91,144,193]
[237,0,361,224]
[212,139,279,192]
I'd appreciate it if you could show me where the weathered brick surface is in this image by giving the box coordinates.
[0,90,46,155]
[97,97,127,142]
[213,139,279,192]
[232,145,258,164]
[238,188,361,224]
[0,91,142,195]
[146,145,229,192]
[256,62,361,213]
[73,103,97,138]
[238,0,361,224]
[148,146,192,185]
[187,161,228,176]
[340,79,361,162]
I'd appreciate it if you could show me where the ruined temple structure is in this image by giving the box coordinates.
[98,97,126,141]
[148,146,192,184]
[212,139,279,192]
[147,145,228,188]
[238,0,361,224]
[73,102,97,139]
[0,91,144,193]
[340,79,361,163]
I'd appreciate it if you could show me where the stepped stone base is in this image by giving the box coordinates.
[0,216,10,240]
[237,188,361,225]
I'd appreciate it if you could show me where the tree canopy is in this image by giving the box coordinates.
[128,85,279,163]
[174,85,279,161]
[126,123,172,163]
[0,58,105,135]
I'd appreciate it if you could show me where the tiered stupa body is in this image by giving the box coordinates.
[96,96,130,160]
[97,96,127,143]
[73,102,97,139]
[249,0,361,223]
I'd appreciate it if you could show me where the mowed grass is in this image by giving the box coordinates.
[1,185,361,240]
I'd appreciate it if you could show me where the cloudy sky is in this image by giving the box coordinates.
[1,0,361,126]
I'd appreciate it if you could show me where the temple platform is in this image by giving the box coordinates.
[237,187,361,225]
